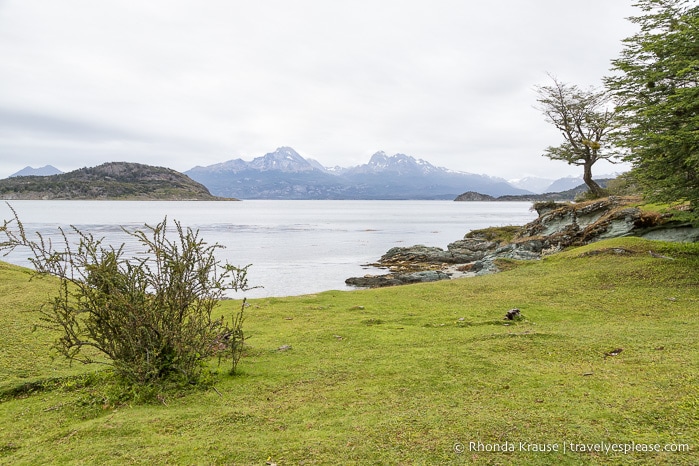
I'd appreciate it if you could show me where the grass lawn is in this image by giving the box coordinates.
[1,237,697,465]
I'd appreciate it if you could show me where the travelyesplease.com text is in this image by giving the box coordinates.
[455,440,690,455]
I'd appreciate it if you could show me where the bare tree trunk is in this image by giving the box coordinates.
[583,162,604,197]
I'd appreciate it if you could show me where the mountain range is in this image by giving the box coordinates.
[185,147,532,200]
[6,148,606,200]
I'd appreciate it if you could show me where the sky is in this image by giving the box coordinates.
[0,0,639,181]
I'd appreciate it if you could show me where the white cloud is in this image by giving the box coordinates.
[0,0,636,179]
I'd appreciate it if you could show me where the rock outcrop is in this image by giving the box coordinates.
[345,270,451,288]
[345,196,698,288]
[517,197,699,246]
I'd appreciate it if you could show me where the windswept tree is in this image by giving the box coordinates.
[536,76,619,197]
[605,0,698,210]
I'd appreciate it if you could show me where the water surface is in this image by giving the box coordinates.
[0,200,537,297]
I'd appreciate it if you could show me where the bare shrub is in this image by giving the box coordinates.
[1,204,253,385]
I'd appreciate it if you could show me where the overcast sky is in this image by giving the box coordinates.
[0,0,639,181]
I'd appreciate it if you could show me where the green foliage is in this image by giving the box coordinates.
[606,171,643,196]
[606,0,699,211]
[637,199,699,226]
[536,75,620,198]
[219,298,248,375]
[0,205,252,386]
[574,187,611,202]
[1,237,698,464]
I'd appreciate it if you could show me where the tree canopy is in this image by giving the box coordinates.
[605,0,698,209]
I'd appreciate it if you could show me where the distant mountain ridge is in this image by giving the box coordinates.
[0,162,231,201]
[508,176,556,194]
[185,147,532,200]
[545,176,590,193]
[508,175,621,194]
[9,165,63,177]
[455,179,613,202]
[191,147,318,174]
[344,151,442,175]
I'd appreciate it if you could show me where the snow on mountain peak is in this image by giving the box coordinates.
[350,152,444,175]
[183,147,537,198]
[247,147,317,172]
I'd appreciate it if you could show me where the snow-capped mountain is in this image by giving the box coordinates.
[344,152,442,176]
[336,151,528,199]
[185,147,343,199]
[188,147,315,174]
[246,146,317,172]
[185,147,531,200]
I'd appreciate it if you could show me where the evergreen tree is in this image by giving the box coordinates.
[606,0,698,210]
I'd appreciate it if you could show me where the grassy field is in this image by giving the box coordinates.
[1,237,697,465]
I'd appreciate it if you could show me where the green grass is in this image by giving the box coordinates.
[638,201,698,226]
[1,237,698,464]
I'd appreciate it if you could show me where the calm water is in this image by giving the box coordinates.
[0,200,537,298]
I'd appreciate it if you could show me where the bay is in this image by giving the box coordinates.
[0,200,537,298]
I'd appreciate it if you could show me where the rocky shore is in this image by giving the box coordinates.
[346,197,699,288]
